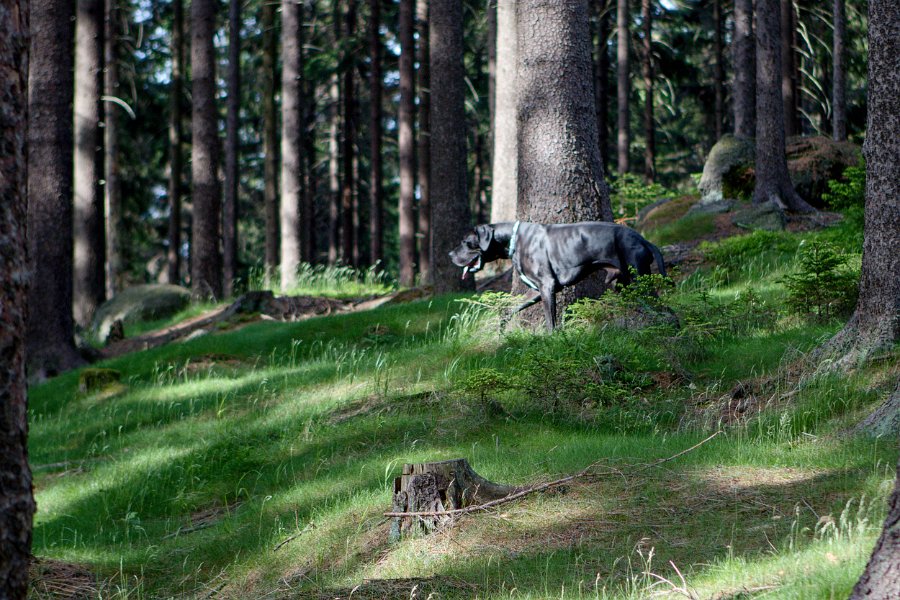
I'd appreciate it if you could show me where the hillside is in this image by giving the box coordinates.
[28,201,898,599]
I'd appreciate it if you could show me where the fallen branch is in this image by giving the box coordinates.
[384,430,721,519]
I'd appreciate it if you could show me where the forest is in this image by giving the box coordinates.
[0,0,898,598]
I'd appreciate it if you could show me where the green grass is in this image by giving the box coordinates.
[28,210,896,599]
[122,302,221,339]
[644,212,718,246]
[245,262,397,299]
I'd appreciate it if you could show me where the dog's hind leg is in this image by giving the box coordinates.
[541,286,557,331]
[501,293,542,329]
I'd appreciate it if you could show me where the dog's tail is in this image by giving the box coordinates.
[647,241,667,278]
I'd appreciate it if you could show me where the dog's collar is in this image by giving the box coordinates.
[508,220,521,258]
[508,221,540,291]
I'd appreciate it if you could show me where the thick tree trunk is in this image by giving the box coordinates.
[819,0,899,368]
[595,0,611,171]
[832,0,847,141]
[167,0,184,285]
[190,0,223,299]
[224,0,241,297]
[752,0,815,212]
[733,0,755,138]
[27,0,83,378]
[713,0,725,141]
[74,0,106,327]
[616,0,630,173]
[281,0,305,291]
[416,0,432,282]
[0,4,35,594]
[641,0,654,183]
[780,0,798,137]
[341,0,358,265]
[263,1,279,275]
[398,0,417,286]
[852,453,900,599]
[515,0,613,327]
[327,70,341,266]
[430,0,473,294]
[104,0,122,298]
[490,0,517,223]
[487,0,497,161]
[369,0,384,266]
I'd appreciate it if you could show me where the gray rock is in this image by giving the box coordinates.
[731,200,786,231]
[91,284,191,343]
[698,135,755,204]
[687,198,735,216]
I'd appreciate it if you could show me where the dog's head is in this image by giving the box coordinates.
[449,224,498,280]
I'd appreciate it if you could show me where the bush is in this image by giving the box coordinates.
[822,163,865,211]
[610,172,674,219]
[781,240,858,322]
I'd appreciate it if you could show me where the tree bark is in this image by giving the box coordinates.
[595,0,611,171]
[369,0,384,266]
[281,0,306,291]
[27,0,83,378]
[616,0,630,173]
[398,0,417,286]
[752,0,814,212]
[167,0,184,285]
[641,0,654,183]
[416,0,432,282]
[515,0,613,326]
[733,0,755,138]
[713,0,725,141]
[303,62,317,264]
[74,0,106,327]
[780,0,798,137]
[190,0,223,299]
[819,0,899,369]
[487,0,497,162]
[224,0,241,297]
[430,0,473,294]
[104,0,122,298]
[341,0,358,265]
[832,0,847,141]
[0,2,35,595]
[490,0,517,223]
[852,452,900,599]
[263,0,279,275]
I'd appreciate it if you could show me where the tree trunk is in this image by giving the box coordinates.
[369,0,384,266]
[713,0,725,141]
[852,452,900,599]
[263,0,279,276]
[595,0,611,172]
[515,0,613,327]
[328,70,341,266]
[281,0,305,291]
[389,459,517,540]
[616,0,630,173]
[27,0,83,378]
[104,0,122,298]
[224,0,240,297]
[341,0,358,265]
[753,0,814,212]
[398,0,417,286]
[0,4,36,593]
[416,0,432,282]
[490,0,517,223]
[832,0,847,141]
[819,0,899,368]
[430,0,473,294]
[167,0,184,285]
[733,0,755,138]
[303,64,317,264]
[487,0,497,163]
[641,0,654,183]
[780,0,798,137]
[74,0,106,327]
[190,0,223,299]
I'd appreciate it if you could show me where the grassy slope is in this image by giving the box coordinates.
[29,214,897,599]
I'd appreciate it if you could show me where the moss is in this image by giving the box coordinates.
[77,368,122,394]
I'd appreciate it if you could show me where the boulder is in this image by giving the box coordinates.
[698,135,861,208]
[731,200,786,231]
[91,284,191,343]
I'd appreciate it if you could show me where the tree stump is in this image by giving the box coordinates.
[389,458,517,541]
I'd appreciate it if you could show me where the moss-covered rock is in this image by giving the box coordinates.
[78,368,122,394]
[731,200,786,231]
[91,284,191,343]
[698,135,756,204]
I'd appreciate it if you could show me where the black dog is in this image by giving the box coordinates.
[449,221,667,330]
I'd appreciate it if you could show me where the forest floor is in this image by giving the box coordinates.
[27,199,898,599]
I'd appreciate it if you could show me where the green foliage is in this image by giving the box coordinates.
[246,262,396,298]
[645,212,718,246]
[822,164,865,211]
[782,241,859,322]
[610,173,675,220]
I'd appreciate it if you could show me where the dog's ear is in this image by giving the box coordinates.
[475,225,494,251]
